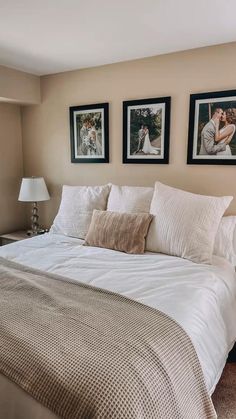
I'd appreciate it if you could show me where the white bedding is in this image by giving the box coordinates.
[0,232,236,397]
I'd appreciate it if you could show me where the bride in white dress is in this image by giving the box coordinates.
[215,109,236,156]
[87,119,102,156]
[142,127,160,155]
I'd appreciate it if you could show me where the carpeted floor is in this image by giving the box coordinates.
[212,363,236,418]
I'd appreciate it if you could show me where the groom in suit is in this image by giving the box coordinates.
[199,108,226,155]
[80,117,90,155]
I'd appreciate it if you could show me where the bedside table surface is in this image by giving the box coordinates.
[0,231,29,241]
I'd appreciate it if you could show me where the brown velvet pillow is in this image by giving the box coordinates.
[84,210,153,254]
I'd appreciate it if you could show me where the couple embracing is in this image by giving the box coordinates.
[80,117,101,156]
[135,124,159,155]
[200,107,236,156]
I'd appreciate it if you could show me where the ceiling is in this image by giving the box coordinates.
[0,0,236,76]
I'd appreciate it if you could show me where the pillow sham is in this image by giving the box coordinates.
[214,216,236,266]
[107,185,153,213]
[146,182,233,264]
[84,210,153,254]
[50,185,111,239]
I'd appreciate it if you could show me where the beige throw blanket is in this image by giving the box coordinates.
[0,257,216,419]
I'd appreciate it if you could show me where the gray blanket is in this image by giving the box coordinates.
[0,257,216,418]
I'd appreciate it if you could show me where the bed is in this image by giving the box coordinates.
[0,232,235,418]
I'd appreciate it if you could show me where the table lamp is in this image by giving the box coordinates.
[18,177,50,236]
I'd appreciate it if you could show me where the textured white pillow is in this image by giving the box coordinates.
[107,185,153,213]
[214,216,236,266]
[50,185,111,239]
[146,182,233,264]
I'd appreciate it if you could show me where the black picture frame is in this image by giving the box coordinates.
[123,96,171,164]
[187,90,236,165]
[70,102,109,163]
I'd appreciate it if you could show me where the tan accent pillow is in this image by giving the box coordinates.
[84,210,153,254]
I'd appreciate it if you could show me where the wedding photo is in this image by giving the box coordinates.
[187,90,236,165]
[70,103,109,163]
[123,97,171,164]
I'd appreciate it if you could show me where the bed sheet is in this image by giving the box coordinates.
[0,232,235,395]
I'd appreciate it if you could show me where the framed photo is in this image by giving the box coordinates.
[123,97,171,164]
[70,103,109,163]
[187,90,236,165]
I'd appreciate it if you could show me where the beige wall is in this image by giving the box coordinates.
[0,103,26,233]
[0,65,40,104]
[21,42,236,227]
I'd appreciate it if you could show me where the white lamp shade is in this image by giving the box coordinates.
[18,177,50,202]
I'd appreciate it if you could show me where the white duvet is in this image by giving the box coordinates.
[0,232,235,396]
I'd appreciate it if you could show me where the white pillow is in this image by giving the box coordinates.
[146,182,233,264]
[50,185,111,239]
[107,185,153,213]
[214,216,236,266]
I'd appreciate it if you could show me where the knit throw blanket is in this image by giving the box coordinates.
[0,257,216,418]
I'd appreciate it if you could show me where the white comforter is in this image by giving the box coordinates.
[0,232,235,396]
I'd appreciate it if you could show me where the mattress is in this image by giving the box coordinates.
[0,232,235,417]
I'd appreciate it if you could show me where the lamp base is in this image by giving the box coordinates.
[30,201,40,234]
[28,202,49,236]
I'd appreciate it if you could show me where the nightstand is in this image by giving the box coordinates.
[0,231,30,246]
